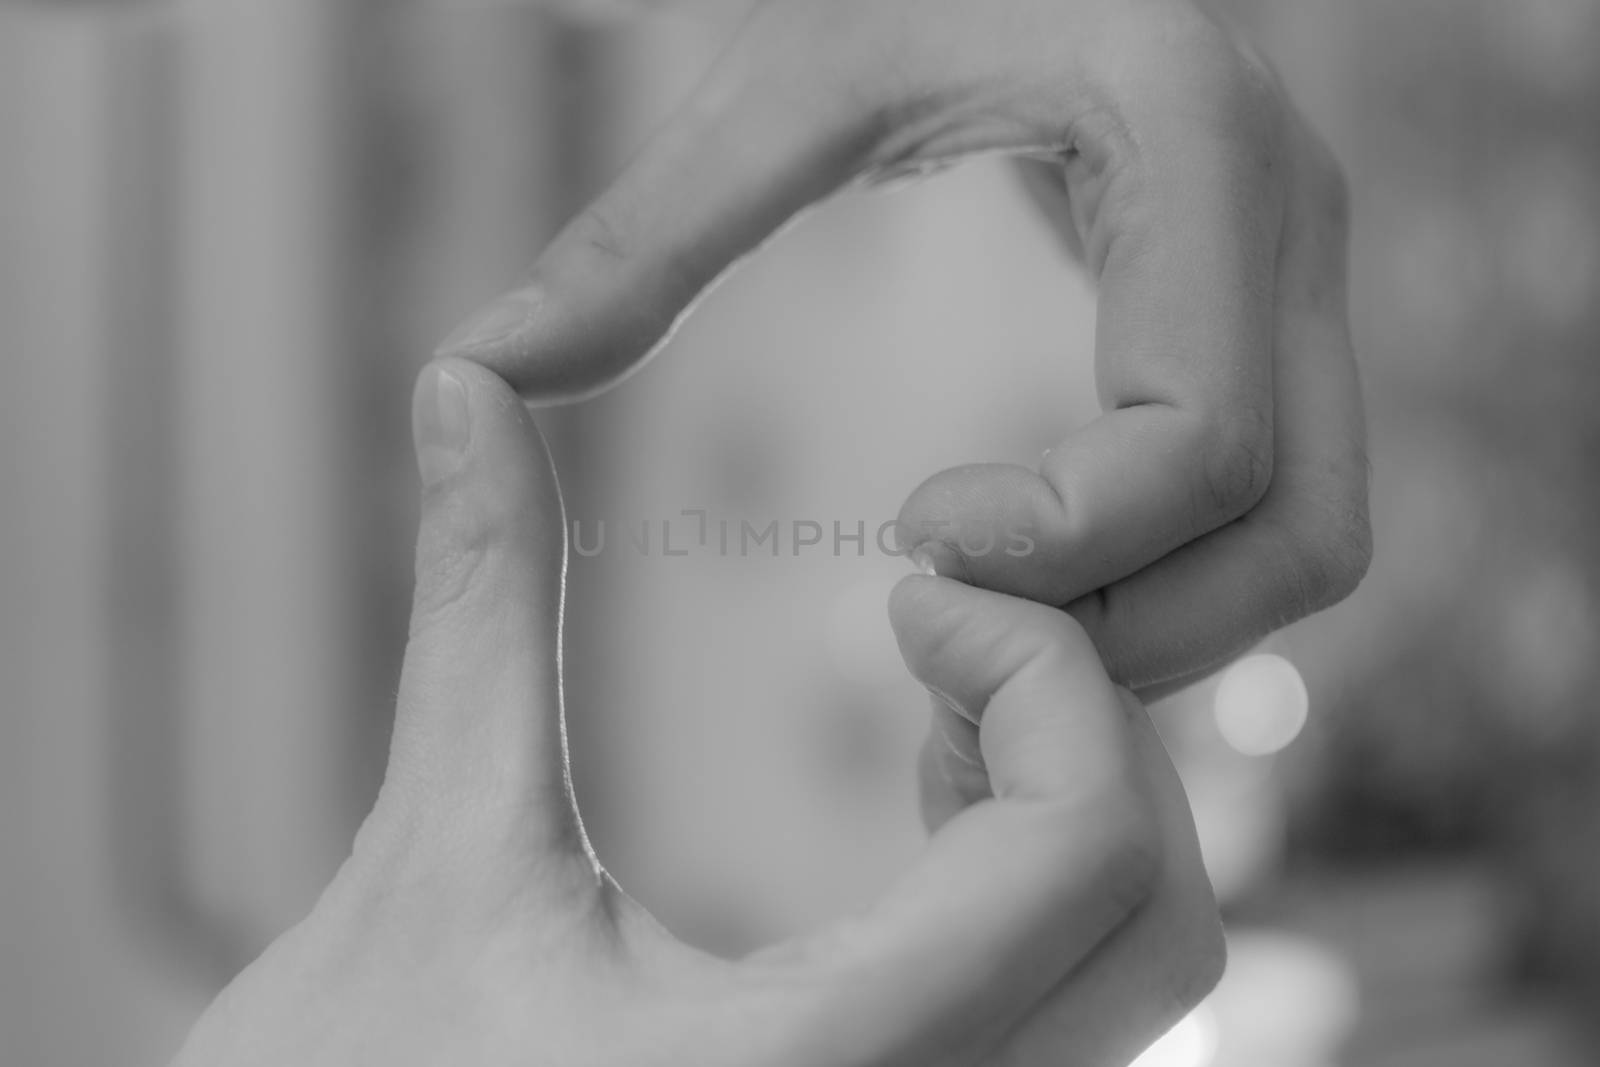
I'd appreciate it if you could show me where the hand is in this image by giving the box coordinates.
[173,359,1222,1067]
[436,0,1371,698]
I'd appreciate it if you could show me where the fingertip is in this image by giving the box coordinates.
[421,356,553,469]
[434,292,541,364]
[887,573,971,656]
[427,354,531,411]
[408,357,564,622]
[896,463,1082,603]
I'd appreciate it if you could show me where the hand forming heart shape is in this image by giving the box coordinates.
[172,358,1222,1067]
[176,0,1375,1060]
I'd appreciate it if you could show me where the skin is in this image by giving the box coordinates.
[436,0,1372,699]
[172,359,1222,1066]
[179,3,1369,1060]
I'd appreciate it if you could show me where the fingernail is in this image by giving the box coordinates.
[415,363,471,487]
[909,541,968,581]
[435,292,539,357]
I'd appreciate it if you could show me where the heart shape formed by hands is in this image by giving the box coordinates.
[173,358,1223,1067]
[175,0,1376,1060]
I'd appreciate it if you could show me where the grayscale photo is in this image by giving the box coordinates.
[2,1,1598,1064]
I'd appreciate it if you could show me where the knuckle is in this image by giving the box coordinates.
[1316,501,1375,604]
[1083,785,1164,913]
[1121,6,1273,114]
[1108,4,1289,180]
[1275,499,1373,621]
[1193,30,1287,162]
[1333,504,1375,594]
[572,200,631,267]
[568,200,689,326]
[410,494,499,633]
[1102,834,1163,918]
[546,196,684,368]
[1198,409,1275,520]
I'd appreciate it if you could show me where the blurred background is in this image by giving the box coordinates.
[3,1,1598,1064]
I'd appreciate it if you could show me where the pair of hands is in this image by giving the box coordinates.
[175,359,1219,1067]
[176,1,1368,1063]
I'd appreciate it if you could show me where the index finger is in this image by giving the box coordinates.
[435,1,892,398]
[437,2,1272,395]
[441,1,1288,621]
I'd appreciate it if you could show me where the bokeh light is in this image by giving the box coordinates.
[1213,654,1310,757]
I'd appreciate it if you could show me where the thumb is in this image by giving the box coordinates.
[889,575,1138,810]
[792,577,1159,1065]
[383,358,583,859]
